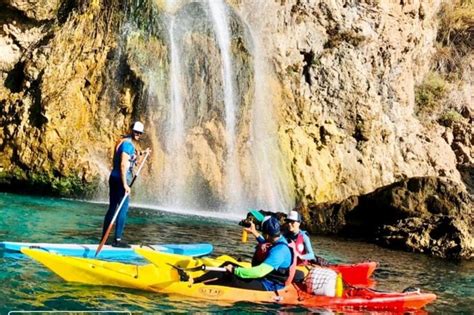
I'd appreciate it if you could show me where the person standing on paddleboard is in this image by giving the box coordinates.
[102,121,150,248]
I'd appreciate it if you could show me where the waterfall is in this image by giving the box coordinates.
[249,30,293,213]
[164,16,187,206]
[208,0,244,211]
[118,0,293,215]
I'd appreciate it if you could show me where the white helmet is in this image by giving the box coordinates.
[132,121,144,133]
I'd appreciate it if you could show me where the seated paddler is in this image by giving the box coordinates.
[193,216,294,291]
[283,210,330,267]
[284,210,316,264]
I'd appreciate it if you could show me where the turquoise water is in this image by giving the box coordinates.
[0,192,472,314]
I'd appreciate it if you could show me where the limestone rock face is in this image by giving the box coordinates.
[0,0,122,195]
[3,0,62,21]
[246,0,464,204]
[0,0,472,258]
[302,177,473,259]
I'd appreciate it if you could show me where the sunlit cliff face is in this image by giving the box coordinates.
[0,0,469,216]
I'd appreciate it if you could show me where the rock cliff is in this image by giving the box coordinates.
[301,176,473,259]
[0,0,472,258]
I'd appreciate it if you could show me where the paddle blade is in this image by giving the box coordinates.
[95,223,114,257]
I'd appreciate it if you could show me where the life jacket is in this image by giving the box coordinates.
[251,240,298,287]
[113,137,137,175]
[251,242,272,266]
[294,231,309,266]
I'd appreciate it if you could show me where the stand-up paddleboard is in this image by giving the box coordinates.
[0,241,213,259]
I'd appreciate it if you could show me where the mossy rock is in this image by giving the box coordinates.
[438,110,464,127]
[415,72,448,114]
[0,169,99,198]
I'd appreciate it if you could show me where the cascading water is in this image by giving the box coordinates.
[207,0,244,211]
[163,16,187,207]
[118,0,293,215]
[248,30,294,213]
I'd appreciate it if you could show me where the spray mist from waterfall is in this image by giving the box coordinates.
[164,16,187,207]
[208,0,244,211]
[116,0,293,216]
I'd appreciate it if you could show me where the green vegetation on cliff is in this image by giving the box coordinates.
[0,168,99,198]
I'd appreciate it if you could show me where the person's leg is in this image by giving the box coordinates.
[193,261,242,284]
[218,275,266,290]
[114,195,129,240]
[102,176,120,239]
[193,262,266,291]
[193,270,226,284]
[199,273,266,291]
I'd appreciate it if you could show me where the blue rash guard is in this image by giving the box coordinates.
[236,236,292,291]
[260,236,292,291]
[297,230,316,261]
[110,137,136,183]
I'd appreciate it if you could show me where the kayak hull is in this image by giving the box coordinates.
[329,261,377,284]
[1,241,213,259]
[137,249,435,310]
[149,281,436,311]
[21,248,436,311]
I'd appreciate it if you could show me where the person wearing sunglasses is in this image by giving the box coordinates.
[101,121,150,248]
[284,210,316,265]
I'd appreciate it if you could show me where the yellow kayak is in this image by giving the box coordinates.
[22,248,436,311]
[20,248,243,289]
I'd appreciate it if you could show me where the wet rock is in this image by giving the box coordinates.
[303,176,473,260]
[4,0,62,21]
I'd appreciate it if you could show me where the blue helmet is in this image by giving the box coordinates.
[262,216,281,237]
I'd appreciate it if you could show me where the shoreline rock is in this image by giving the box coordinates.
[302,176,473,260]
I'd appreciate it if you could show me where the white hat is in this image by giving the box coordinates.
[132,121,144,133]
[286,210,301,222]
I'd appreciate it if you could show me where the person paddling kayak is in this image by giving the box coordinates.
[194,217,294,291]
[101,121,150,248]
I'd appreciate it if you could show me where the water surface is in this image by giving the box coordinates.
[0,193,472,313]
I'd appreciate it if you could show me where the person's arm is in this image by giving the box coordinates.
[233,263,273,279]
[300,233,316,260]
[135,147,151,167]
[244,222,265,243]
[231,243,287,279]
[120,151,131,194]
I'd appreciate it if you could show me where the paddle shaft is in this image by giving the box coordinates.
[95,150,150,257]
[182,265,227,272]
[202,266,227,272]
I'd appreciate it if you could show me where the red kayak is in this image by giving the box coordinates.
[329,261,377,284]
[295,286,436,311]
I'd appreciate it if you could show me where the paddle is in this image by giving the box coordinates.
[95,149,150,257]
[166,263,227,282]
[179,264,227,273]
